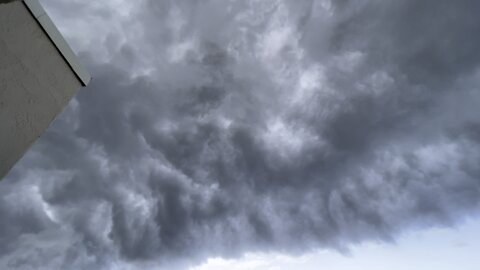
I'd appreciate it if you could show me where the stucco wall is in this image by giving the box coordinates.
[0,1,82,179]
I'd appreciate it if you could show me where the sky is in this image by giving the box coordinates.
[1,0,480,269]
[192,215,480,270]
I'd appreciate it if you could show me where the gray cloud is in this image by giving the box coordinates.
[1,0,480,269]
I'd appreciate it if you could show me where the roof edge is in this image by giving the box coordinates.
[22,0,91,86]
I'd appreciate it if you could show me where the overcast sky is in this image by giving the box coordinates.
[1,0,480,269]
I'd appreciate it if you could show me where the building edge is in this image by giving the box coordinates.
[23,0,91,86]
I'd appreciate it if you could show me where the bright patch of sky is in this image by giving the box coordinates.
[192,215,480,270]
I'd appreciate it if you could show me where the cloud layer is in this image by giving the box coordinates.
[1,0,480,269]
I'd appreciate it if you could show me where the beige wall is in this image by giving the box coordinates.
[0,1,82,179]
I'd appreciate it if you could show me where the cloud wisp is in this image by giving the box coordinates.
[1,0,480,269]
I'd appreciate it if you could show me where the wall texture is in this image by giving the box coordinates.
[0,1,82,179]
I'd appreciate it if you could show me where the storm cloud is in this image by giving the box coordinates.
[1,0,480,269]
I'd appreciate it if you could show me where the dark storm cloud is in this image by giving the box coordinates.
[1,0,480,269]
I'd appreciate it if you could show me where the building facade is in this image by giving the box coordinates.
[0,0,90,179]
